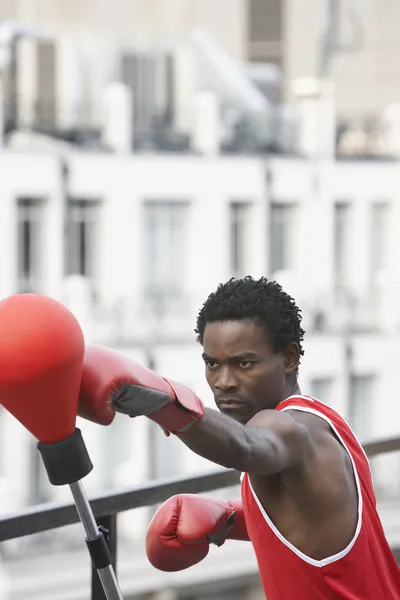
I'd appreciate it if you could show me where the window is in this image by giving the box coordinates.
[348,375,375,441]
[370,202,389,285]
[334,202,352,290]
[4,39,18,129]
[121,51,174,127]
[143,201,188,301]
[17,197,45,292]
[230,202,250,277]
[65,199,100,278]
[247,0,283,66]
[310,377,334,405]
[36,41,56,128]
[269,203,297,274]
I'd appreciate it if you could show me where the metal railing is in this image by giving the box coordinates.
[1,436,400,599]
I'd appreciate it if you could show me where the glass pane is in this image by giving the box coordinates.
[370,202,389,282]
[334,202,352,290]
[66,199,99,277]
[348,375,375,440]
[143,201,188,300]
[270,203,296,274]
[17,197,44,292]
[230,202,249,277]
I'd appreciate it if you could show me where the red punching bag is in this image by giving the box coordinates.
[0,293,84,444]
[0,295,125,599]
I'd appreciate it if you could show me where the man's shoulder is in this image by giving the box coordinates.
[247,406,330,436]
[285,409,344,457]
[246,409,316,460]
[277,394,343,440]
[285,408,332,434]
[246,407,307,433]
[245,407,343,470]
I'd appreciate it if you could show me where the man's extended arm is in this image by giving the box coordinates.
[178,407,312,475]
[78,345,313,476]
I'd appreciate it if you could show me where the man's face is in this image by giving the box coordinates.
[202,319,296,424]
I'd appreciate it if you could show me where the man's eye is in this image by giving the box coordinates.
[205,361,219,370]
[239,361,253,369]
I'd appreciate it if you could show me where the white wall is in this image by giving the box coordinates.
[0,149,399,506]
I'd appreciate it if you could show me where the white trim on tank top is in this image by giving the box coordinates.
[244,396,364,568]
[284,394,371,467]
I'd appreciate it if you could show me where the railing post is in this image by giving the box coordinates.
[91,514,118,600]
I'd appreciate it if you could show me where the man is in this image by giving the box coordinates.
[79,276,400,599]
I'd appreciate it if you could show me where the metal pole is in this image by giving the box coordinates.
[91,515,118,600]
[69,481,124,600]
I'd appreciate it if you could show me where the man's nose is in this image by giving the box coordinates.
[214,367,239,392]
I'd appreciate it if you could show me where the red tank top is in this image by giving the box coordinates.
[241,395,400,599]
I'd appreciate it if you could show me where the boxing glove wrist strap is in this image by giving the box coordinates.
[112,378,205,436]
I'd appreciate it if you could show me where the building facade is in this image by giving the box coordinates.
[2,0,400,159]
[1,148,400,598]
[0,1,400,598]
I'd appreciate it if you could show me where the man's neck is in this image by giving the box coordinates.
[284,378,301,400]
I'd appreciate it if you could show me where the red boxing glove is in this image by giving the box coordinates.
[78,346,116,426]
[146,494,249,572]
[78,345,204,436]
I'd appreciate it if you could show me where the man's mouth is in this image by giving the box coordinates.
[218,398,246,410]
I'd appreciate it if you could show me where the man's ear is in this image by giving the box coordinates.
[284,342,300,375]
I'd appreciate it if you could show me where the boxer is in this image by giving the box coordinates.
[78,276,400,599]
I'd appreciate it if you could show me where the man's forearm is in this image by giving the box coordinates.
[178,407,305,475]
[180,408,251,471]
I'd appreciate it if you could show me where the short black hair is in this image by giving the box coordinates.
[195,276,305,358]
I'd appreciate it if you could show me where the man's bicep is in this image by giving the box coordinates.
[244,410,313,475]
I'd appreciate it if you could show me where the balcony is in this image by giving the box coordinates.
[1,436,400,599]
